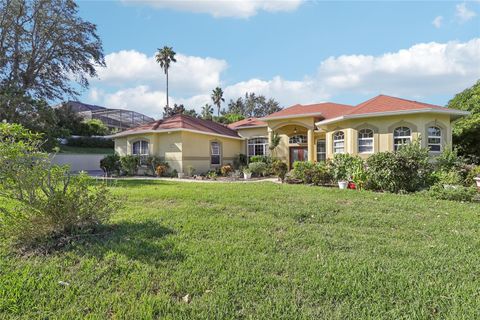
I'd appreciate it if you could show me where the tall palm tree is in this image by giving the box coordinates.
[211,87,225,116]
[201,103,213,120]
[155,46,177,109]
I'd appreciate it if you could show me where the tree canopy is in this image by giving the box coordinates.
[447,80,480,162]
[0,0,104,100]
[227,93,282,118]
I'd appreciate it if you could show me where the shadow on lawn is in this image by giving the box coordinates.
[70,221,184,266]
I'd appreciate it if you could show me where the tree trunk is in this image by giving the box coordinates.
[166,69,169,108]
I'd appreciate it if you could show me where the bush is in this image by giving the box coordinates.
[100,154,121,176]
[220,164,233,176]
[329,154,364,182]
[366,142,432,193]
[425,184,479,202]
[79,119,109,136]
[171,169,178,178]
[272,160,288,182]
[120,155,139,176]
[432,170,464,186]
[292,161,332,185]
[233,154,248,169]
[249,155,270,164]
[186,165,196,177]
[66,136,114,148]
[0,123,116,249]
[145,156,168,176]
[465,165,480,186]
[155,164,169,177]
[249,162,267,177]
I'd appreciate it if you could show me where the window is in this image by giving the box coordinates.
[427,126,442,152]
[333,131,345,154]
[316,139,326,162]
[289,134,307,144]
[211,141,220,165]
[248,137,268,157]
[393,127,411,151]
[358,128,374,153]
[132,140,149,164]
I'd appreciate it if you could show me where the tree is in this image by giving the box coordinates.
[211,87,225,116]
[226,93,282,118]
[155,46,177,109]
[447,80,480,162]
[269,131,281,157]
[183,109,198,118]
[0,0,104,100]
[201,103,214,120]
[163,103,185,118]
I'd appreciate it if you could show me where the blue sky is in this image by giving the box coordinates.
[76,0,480,118]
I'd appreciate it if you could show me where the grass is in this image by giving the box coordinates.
[59,145,114,154]
[1,181,479,319]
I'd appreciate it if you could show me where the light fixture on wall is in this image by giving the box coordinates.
[293,127,297,134]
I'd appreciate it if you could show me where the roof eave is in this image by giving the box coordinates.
[108,128,244,140]
[315,109,470,126]
[261,112,323,121]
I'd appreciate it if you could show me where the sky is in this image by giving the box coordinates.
[76,0,480,118]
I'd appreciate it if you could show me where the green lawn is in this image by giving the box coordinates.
[59,145,114,154]
[1,181,479,319]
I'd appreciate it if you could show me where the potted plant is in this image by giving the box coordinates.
[474,176,480,189]
[243,167,252,180]
[177,172,185,179]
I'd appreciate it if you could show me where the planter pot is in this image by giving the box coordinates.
[474,177,480,188]
[443,184,458,190]
[177,172,185,179]
[243,172,252,180]
[338,181,348,189]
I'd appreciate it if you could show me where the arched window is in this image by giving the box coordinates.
[248,137,268,157]
[210,141,220,165]
[289,134,307,144]
[427,126,442,152]
[333,131,345,154]
[358,128,374,153]
[132,140,149,156]
[393,127,411,151]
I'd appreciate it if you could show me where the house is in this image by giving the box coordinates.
[111,95,469,173]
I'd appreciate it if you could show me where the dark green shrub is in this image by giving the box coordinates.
[100,154,121,176]
[292,161,332,185]
[66,136,114,148]
[171,169,178,178]
[249,162,267,177]
[425,185,478,202]
[366,141,432,193]
[249,155,269,163]
[233,154,248,169]
[272,160,288,182]
[120,155,139,176]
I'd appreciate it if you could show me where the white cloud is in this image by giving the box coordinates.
[432,15,443,28]
[86,38,480,117]
[95,50,227,95]
[455,2,476,23]
[122,0,304,18]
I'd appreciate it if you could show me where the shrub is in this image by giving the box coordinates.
[186,165,196,177]
[233,154,248,169]
[366,141,432,193]
[465,165,480,186]
[425,184,478,202]
[220,164,233,176]
[145,156,168,176]
[206,170,218,180]
[249,155,268,163]
[329,154,364,182]
[171,169,178,178]
[120,155,140,176]
[155,164,169,177]
[100,154,121,176]
[432,170,463,186]
[249,162,267,177]
[272,160,288,182]
[0,123,116,249]
[66,136,114,148]
[293,161,332,185]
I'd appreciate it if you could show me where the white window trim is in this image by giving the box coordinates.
[427,126,442,153]
[393,127,411,151]
[132,140,149,156]
[247,137,269,157]
[333,131,345,154]
[211,141,221,165]
[358,129,374,154]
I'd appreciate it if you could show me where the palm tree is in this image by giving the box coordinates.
[211,87,225,116]
[155,46,177,109]
[201,104,213,120]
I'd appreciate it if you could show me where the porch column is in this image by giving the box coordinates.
[268,128,273,156]
[307,128,314,162]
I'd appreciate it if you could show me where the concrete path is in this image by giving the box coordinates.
[93,176,281,184]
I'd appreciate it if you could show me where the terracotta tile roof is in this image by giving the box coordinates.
[348,94,447,115]
[115,114,241,138]
[228,118,267,129]
[262,102,355,120]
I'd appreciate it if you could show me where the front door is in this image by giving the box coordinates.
[289,147,308,168]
